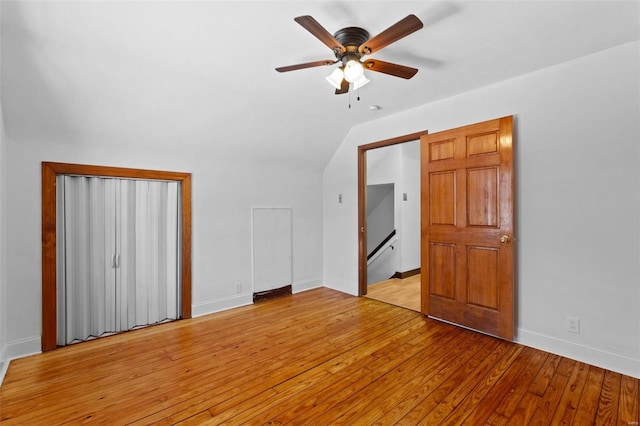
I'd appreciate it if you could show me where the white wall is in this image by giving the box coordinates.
[3,138,324,357]
[366,142,421,274]
[0,0,9,382]
[0,89,9,385]
[366,184,395,254]
[323,41,640,378]
[398,142,420,272]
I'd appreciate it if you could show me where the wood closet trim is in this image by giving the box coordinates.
[357,130,428,297]
[41,162,192,352]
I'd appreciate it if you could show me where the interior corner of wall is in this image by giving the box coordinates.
[6,335,41,362]
[191,294,253,318]
[323,280,358,297]
[0,339,9,386]
[292,279,323,294]
[0,342,8,380]
[0,359,9,387]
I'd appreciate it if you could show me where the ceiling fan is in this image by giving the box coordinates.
[276,15,424,94]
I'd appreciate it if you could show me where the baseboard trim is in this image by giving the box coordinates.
[293,279,323,294]
[0,345,8,386]
[192,293,253,318]
[517,328,640,379]
[253,285,292,303]
[0,360,8,387]
[323,280,358,296]
[7,335,41,360]
[1,336,42,379]
[191,279,323,317]
[391,268,421,279]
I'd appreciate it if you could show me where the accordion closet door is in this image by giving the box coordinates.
[57,175,180,345]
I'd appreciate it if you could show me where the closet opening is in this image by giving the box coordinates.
[41,162,192,351]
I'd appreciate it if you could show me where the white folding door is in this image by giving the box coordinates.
[57,176,180,345]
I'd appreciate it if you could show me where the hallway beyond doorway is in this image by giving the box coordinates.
[365,274,420,312]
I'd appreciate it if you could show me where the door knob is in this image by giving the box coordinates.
[500,235,511,244]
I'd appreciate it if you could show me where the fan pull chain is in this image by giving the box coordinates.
[347,83,364,109]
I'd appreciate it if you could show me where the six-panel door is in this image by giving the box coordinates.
[421,116,514,340]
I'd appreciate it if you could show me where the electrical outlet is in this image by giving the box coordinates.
[235,283,243,294]
[567,316,580,334]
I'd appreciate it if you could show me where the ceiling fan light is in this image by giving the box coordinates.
[352,75,370,91]
[325,68,344,90]
[343,60,364,83]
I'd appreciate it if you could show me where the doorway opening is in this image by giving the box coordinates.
[358,131,427,312]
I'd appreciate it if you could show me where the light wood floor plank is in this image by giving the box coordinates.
[294,329,484,425]
[573,365,606,426]
[260,323,462,425]
[365,274,420,312]
[452,346,546,425]
[225,316,437,425]
[596,370,622,425]
[619,374,640,425]
[549,361,590,425]
[311,331,498,425]
[130,299,416,425]
[397,339,513,425]
[526,365,572,424]
[491,349,549,418]
[0,287,638,425]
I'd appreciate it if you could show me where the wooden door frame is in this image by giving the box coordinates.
[41,162,192,352]
[357,130,428,296]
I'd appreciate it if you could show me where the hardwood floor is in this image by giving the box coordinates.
[1,288,638,425]
[366,274,421,312]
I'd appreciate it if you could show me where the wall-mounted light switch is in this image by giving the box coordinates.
[338,194,343,203]
[403,193,408,201]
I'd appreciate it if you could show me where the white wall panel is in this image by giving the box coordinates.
[0,81,9,384]
[252,207,292,293]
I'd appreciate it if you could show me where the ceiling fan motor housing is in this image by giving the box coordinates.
[333,27,370,60]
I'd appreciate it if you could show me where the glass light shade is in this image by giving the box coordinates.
[343,60,364,83]
[325,68,344,90]
[352,74,370,91]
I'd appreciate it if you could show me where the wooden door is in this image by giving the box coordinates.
[420,116,514,340]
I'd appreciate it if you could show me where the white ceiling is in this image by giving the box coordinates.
[2,1,639,171]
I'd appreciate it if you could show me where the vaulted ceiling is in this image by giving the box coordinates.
[2,1,639,171]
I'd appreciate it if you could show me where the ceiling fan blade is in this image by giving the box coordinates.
[275,59,337,73]
[364,59,418,79]
[335,79,349,95]
[359,14,423,55]
[294,15,346,54]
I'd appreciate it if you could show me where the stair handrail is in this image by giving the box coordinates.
[367,229,397,260]
[367,231,398,266]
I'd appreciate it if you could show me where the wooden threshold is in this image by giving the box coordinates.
[1,288,638,424]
